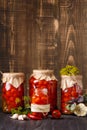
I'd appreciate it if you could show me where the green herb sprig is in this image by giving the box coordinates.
[60,65,80,76]
[11,96,31,115]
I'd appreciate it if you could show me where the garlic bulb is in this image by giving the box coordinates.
[74,103,87,116]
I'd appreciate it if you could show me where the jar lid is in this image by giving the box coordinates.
[33,70,54,74]
[61,75,82,79]
[61,75,83,90]
[2,72,25,78]
[2,72,25,88]
[32,69,57,81]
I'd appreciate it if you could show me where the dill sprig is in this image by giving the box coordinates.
[60,65,80,76]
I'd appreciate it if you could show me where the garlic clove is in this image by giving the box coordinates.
[10,114,19,119]
[18,115,24,120]
[22,114,28,119]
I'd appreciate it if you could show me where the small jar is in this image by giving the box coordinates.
[29,70,58,113]
[61,75,83,114]
[2,72,25,113]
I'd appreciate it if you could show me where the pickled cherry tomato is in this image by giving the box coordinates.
[31,89,48,105]
[32,96,40,104]
[29,77,36,86]
[41,96,48,104]
[10,87,16,94]
[2,85,6,93]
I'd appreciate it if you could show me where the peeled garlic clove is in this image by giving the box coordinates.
[18,115,24,120]
[22,114,28,119]
[11,114,19,119]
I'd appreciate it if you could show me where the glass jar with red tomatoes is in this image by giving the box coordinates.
[61,75,83,114]
[29,70,58,114]
[1,73,25,113]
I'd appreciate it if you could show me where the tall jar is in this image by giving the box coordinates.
[61,75,83,114]
[29,70,58,113]
[2,72,25,113]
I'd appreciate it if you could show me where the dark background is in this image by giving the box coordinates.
[0,0,86,107]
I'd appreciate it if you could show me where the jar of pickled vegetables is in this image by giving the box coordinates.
[29,70,58,113]
[2,73,25,113]
[61,75,83,114]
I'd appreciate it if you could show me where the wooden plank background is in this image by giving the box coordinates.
[0,0,87,107]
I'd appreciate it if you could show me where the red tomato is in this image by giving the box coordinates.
[29,77,36,84]
[52,110,61,119]
[5,91,11,98]
[2,86,6,93]
[41,96,48,104]
[43,80,48,85]
[10,87,16,94]
[61,96,71,102]
[62,89,71,97]
[9,97,14,102]
[38,80,44,85]
[31,96,36,103]
[32,96,41,104]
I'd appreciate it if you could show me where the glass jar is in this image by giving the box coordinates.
[2,72,25,113]
[61,75,83,114]
[29,70,58,113]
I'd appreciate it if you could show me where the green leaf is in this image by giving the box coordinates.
[11,108,17,115]
[66,104,71,110]
[18,106,22,111]
[11,96,31,115]
[22,109,31,115]
[25,103,31,109]
[83,94,87,104]
[24,96,30,102]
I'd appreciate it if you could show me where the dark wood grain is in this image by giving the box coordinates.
[0,0,87,107]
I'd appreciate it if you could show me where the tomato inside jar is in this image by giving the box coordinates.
[1,73,25,113]
[61,75,83,114]
[29,70,58,113]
